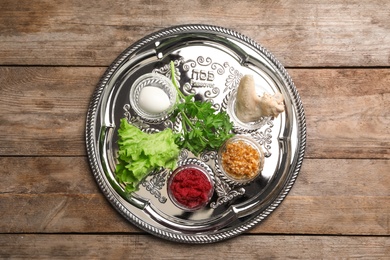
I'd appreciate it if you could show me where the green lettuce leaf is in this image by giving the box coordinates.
[115,118,180,193]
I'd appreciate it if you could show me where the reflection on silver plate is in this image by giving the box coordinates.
[86,24,306,243]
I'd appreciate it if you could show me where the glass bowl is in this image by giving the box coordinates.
[226,90,269,132]
[217,135,264,186]
[129,73,177,122]
[167,164,214,212]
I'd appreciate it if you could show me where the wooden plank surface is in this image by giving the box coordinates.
[0,234,389,259]
[0,67,389,158]
[0,0,389,67]
[1,0,389,258]
[0,67,104,156]
[1,157,388,235]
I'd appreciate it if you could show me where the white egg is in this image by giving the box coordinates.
[139,86,171,113]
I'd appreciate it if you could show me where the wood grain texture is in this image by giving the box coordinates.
[290,68,390,159]
[1,157,388,235]
[0,234,389,259]
[1,193,388,235]
[0,0,389,67]
[1,67,389,158]
[0,67,105,156]
[1,0,389,256]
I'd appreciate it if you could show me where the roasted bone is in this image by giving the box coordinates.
[235,75,285,123]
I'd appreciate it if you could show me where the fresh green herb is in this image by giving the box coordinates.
[115,118,180,192]
[170,61,234,156]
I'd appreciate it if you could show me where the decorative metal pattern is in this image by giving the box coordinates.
[210,176,246,209]
[141,169,168,204]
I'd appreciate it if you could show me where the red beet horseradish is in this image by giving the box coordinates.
[168,165,214,211]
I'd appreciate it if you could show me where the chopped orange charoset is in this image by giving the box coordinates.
[221,140,260,179]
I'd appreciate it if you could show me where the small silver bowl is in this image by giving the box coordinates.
[167,164,214,212]
[217,135,264,186]
[129,73,177,122]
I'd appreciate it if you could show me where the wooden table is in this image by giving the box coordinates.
[1,1,389,258]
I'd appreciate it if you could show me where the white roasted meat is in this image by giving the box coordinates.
[235,75,285,123]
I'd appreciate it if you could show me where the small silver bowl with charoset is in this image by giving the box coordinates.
[217,135,265,186]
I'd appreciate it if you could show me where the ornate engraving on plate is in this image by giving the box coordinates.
[199,150,217,163]
[178,149,189,161]
[123,104,175,132]
[210,176,245,209]
[222,62,243,93]
[250,119,274,157]
[141,169,169,203]
[154,57,243,111]
[153,59,182,83]
[123,104,151,129]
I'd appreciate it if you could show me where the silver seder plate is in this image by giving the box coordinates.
[86,24,306,243]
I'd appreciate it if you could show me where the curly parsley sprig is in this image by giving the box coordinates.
[170,61,234,156]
